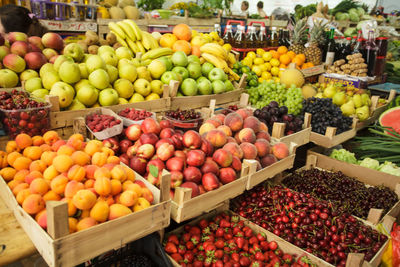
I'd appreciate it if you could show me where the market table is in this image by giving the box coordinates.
[0,198,36,266]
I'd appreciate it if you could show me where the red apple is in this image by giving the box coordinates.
[129,156,147,175]
[159,120,173,129]
[141,117,161,135]
[29,44,41,52]
[24,52,47,70]
[180,182,199,198]
[28,36,44,50]
[10,41,29,56]
[212,149,233,168]
[137,144,155,159]
[183,166,202,183]
[186,149,205,167]
[140,132,159,146]
[166,156,185,172]
[102,137,119,153]
[174,150,186,160]
[126,141,141,157]
[171,133,184,150]
[219,167,236,184]
[41,32,64,51]
[155,138,174,149]
[200,138,214,157]
[125,124,141,141]
[200,160,220,176]
[170,170,183,188]
[146,159,165,173]
[183,130,202,149]
[146,172,160,186]
[159,128,175,139]
[202,173,220,191]
[119,139,133,153]
[156,142,175,161]
[119,153,130,165]
[8,32,28,44]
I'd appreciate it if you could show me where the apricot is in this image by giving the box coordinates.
[92,152,107,167]
[32,136,45,146]
[22,194,45,215]
[110,179,122,195]
[40,144,52,152]
[15,133,32,149]
[23,146,42,160]
[13,156,32,171]
[223,142,244,159]
[133,197,151,212]
[84,164,99,179]
[29,178,49,195]
[67,134,84,150]
[90,200,109,222]
[101,147,114,157]
[0,167,17,181]
[94,177,112,196]
[52,154,73,173]
[43,190,61,201]
[94,167,111,179]
[51,140,66,152]
[14,169,30,182]
[16,189,31,205]
[123,166,135,181]
[217,125,232,137]
[238,128,256,144]
[107,155,120,165]
[76,217,98,232]
[84,140,103,156]
[13,182,29,196]
[35,209,47,229]
[43,130,60,145]
[41,151,57,166]
[64,180,85,198]
[119,190,138,207]
[50,174,69,194]
[57,145,75,156]
[125,183,143,197]
[7,151,22,166]
[71,151,90,166]
[80,209,90,218]
[67,165,86,182]
[29,160,47,173]
[110,165,127,181]
[103,163,117,171]
[0,151,8,168]
[72,189,97,210]
[84,179,95,189]
[63,198,77,216]
[224,112,243,132]
[68,217,78,233]
[239,142,258,160]
[25,170,43,184]
[8,180,22,191]
[43,165,59,181]
[6,140,20,153]
[108,204,132,220]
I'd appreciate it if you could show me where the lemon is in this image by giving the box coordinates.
[262,52,272,62]
[247,51,256,59]
[145,93,160,100]
[262,71,272,80]
[192,30,198,37]
[256,48,265,56]
[210,31,219,41]
[271,66,280,76]
[253,58,264,65]
[273,77,280,83]
[258,77,264,83]
[260,64,267,72]
[263,62,272,71]
[242,57,253,67]
[270,58,280,67]
[279,70,283,77]
[223,43,232,52]
[252,65,262,76]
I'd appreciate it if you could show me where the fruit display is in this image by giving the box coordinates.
[86,113,122,133]
[302,97,353,135]
[0,90,51,137]
[282,168,399,219]
[0,132,155,233]
[164,109,202,121]
[118,107,154,123]
[164,212,317,266]
[231,183,388,266]
[253,101,304,136]
[327,54,368,77]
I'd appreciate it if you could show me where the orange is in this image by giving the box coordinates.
[286,51,296,60]
[270,50,280,59]
[279,54,291,65]
[279,64,287,69]
[292,57,304,67]
[277,46,288,55]
[172,40,191,55]
[172,24,192,41]
[297,54,306,62]
[159,33,177,49]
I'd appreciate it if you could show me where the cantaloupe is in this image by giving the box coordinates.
[302,84,317,99]
[104,0,118,7]
[123,6,139,19]
[379,107,400,135]
[280,69,305,88]
[109,6,125,19]
[118,0,135,8]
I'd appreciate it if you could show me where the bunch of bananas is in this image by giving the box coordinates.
[108,20,160,55]
[200,43,240,81]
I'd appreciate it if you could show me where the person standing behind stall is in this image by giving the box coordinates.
[257,1,267,18]
[239,1,249,18]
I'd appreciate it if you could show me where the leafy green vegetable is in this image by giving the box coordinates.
[344,27,357,37]
[349,11,360,22]
[356,7,365,16]
[331,0,360,15]
[330,149,358,164]
[359,158,380,170]
[379,162,400,176]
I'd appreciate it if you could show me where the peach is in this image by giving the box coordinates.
[236,108,252,120]
[76,217,98,231]
[41,151,57,166]
[51,140,66,152]
[219,167,237,184]
[15,133,32,149]
[32,136,45,146]
[261,154,277,168]
[111,165,127,181]
[22,194,45,215]
[43,190,61,201]
[0,167,17,181]
[64,180,85,198]
[205,129,227,148]
[43,130,60,145]
[29,178,49,195]
[227,137,237,143]
[224,112,243,132]
[90,200,109,222]
[260,122,269,132]
[29,160,47,173]
[14,169,30,182]
[133,197,151,212]
[23,146,42,160]
[84,179,95,189]
[109,203,132,220]
[67,165,86,182]
[217,125,232,137]
[243,116,261,133]
[110,179,122,195]
[68,217,78,233]
[254,139,271,157]
[207,118,223,128]
[43,165,59,181]
[13,182,29,196]
[201,160,220,176]
[238,128,256,144]
[212,149,233,167]
[25,170,43,184]
[84,140,103,156]
[119,190,138,207]
[231,156,242,172]
[57,145,75,156]
[53,155,73,173]
[71,151,90,166]
[223,142,243,159]
[73,189,97,210]
[213,114,226,124]
[141,188,154,204]
[13,156,32,171]
[35,209,47,229]
[200,138,214,157]
[94,167,111,179]
[85,165,99,179]
[272,142,289,160]
[92,152,107,167]
[182,130,202,149]
[107,155,120,165]
[199,122,216,135]
[7,151,22,166]
[141,117,161,135]
[240,142,258,160]
[8,180,22,190]
[16,188,31,204]
[6,140,20,153]
[94,177,112,196]
[50,174,68,194]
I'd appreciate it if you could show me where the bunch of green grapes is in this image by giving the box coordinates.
[284,85,303,115]
[248,81,291,109]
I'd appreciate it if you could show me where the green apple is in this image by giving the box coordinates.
[187,62,202,79]
[172,66,189,80]
[201,62,214,77]
[79,63,89,79]
[208,67,227,82]
[25,77,42,93]
[89,69,110,90]
[76,83,98,106]
[114,78,134,99]
[118,63,137,83]
[99,88,119,106]
[171,51,188,67]
[148,59,166,79]
[50,81,74,108]
[82,54,90,63]
[42,72,60,90]
[161,71,179,85]
[86,55,106,73]
[106,65,118,83]
[129,93,145,103]
[158,56,173,71]
[75,79,90,92]
[133,78,151,97]
[136,66,152,81]
[97,45,115,55]
[176,91,183,97]
[31,89,49,99]
[224,80,234,91]
[100,51,118,67]
[197,77,212,95]
[150,80,164,95]
[118,97,129,104]
[118,58,133,68]
[59,61,81,84]
[67,99,86,110]
[115,47,133,60]
[188,55,200,64]
[181,78,198,96]
[54,55,73,72]
[20,69,38,81]
[212,80,226,94]
[40,63,56,78]
[0,69,19,88]
[0,46,10,61]
[63,43,84,62]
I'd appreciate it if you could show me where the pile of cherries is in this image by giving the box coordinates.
[165,109,201,121]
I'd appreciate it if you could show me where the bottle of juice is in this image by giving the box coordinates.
[223,25,235,46]
[258,26,267,48]
[269,27,279,47]
[361,30,378,76]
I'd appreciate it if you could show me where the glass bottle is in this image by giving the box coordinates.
[361,30,378,76]
[223,25,234,46]
[341,37,352,58]
[258,26,267,48]
[321,29,330,63]
[324,28,336,66]
[269,27,279,47]
[248,26,259,48]
[284,30,291,47]
[214,24,221,37]
[235,25,246,48]
[278,29,284,46]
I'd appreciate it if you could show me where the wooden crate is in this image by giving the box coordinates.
[0,169,171,267]
[306,149,400,226]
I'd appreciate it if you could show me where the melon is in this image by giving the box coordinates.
[280,69,305,88]
[379,107,400,134]
[109,6,125,19]
[124,6,139,19]
[302,84,317,99]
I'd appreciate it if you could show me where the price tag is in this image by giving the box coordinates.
[40,20,97,32]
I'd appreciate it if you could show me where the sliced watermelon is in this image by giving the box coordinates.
[379,106,400,134]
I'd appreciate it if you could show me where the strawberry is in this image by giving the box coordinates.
[254,251,265,261]
[165,242,178,254]
[199,219,209,229]
[282,254,293,263]
[269,241,278,251]
[184,251,195,263]
[167,234,179,245]
[231,252,240,262]
[239,256,250,266]
[214,260,224,267]
[249,236,258,245]
[182,233,191,242]
[214,249,224,259]
[215,238,225,249]
[191,235,201,245]
[178,245,187,255]
[256,232,266,242]
[186,240,195,250]
[220,219,231,228]
[190,226,201,235]
[170,253,183,263]
[193,260,204,267]
[235,236,245,249]
[215,228,224,237]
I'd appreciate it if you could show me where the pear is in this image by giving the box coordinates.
[353,94,363,108]
[340,100,355,116]
[323,84,336,98]
[361,93,371,106]
[332,92,347,106]
[315,92,324,98]
[136,66,152,82]
[356,105,370,121]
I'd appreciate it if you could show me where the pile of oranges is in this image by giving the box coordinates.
[241,46,315,83]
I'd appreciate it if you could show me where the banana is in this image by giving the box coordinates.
[116,21,136,41]
[201,52,228,71]
[148,34,159,49]
[126,38,139,54]
[108,22,126,39]
[227,53,236,65]
[124,20,142,41]
[140,31,152,50]
[141,47,173,60]
[136,41,146,53]
[200,43,228,60]
[112,31,128,48]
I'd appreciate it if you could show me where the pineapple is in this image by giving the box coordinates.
[304,20,326,65]
[289,18,307,55]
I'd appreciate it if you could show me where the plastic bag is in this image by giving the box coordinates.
[392,223,400,267]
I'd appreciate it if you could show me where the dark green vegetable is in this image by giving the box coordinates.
[330,0,360,15]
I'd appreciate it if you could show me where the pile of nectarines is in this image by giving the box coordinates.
[0,131,154,233]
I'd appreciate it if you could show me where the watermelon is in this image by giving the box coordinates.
[379,107,400,134]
